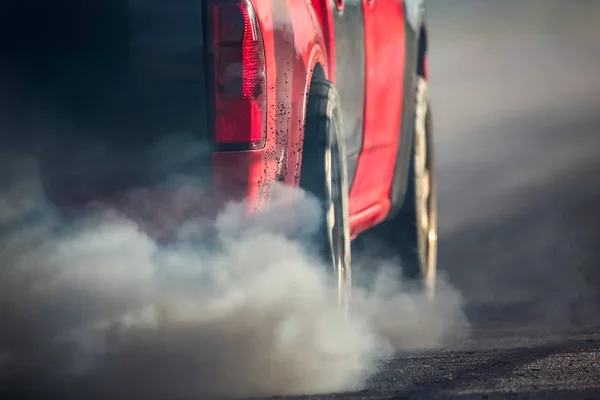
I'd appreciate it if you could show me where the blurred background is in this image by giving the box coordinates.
[427,0,600,318]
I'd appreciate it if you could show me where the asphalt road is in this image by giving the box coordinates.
[276,3,600,399]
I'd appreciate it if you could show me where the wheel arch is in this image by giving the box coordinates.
[307,0,336,82]
[269,0,332,188]
[294,60,327,184]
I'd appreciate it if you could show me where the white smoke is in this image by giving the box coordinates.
[0,152,468,399]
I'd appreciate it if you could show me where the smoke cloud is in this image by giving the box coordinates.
[0,151,468,399]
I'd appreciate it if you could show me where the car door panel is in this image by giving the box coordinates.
[349,0,406,218]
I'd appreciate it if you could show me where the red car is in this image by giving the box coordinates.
[7,0,437,302]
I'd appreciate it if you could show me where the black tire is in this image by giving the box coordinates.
[354,77,437,293]
[299,75,351,308]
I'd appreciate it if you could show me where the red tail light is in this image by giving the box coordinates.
[208,0,266,150]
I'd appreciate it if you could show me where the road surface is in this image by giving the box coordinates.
[278,2,600,399]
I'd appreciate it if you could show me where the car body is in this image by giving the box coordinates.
[209,0,429,240]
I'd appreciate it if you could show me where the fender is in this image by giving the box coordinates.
[212,0,330,210]
[260,0,332,189]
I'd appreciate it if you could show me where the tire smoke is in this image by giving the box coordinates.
[0,152,468,399]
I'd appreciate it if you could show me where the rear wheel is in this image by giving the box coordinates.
[300,75,351,310]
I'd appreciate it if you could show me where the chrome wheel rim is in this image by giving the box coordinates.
[414,77,438,294]
[325,116,351,310]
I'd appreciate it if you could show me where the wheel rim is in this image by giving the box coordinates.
[414,77,438,294]
[325,118,351,310]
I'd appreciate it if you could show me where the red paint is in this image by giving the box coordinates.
[212,0,417,237]
[347,0,406,236]
[208,0,330,215]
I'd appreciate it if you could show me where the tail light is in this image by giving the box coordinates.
[208,0,266,151]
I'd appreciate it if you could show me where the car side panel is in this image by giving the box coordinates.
[274,0,333,189]
[346,0,406,237]
[212,0,331,211]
